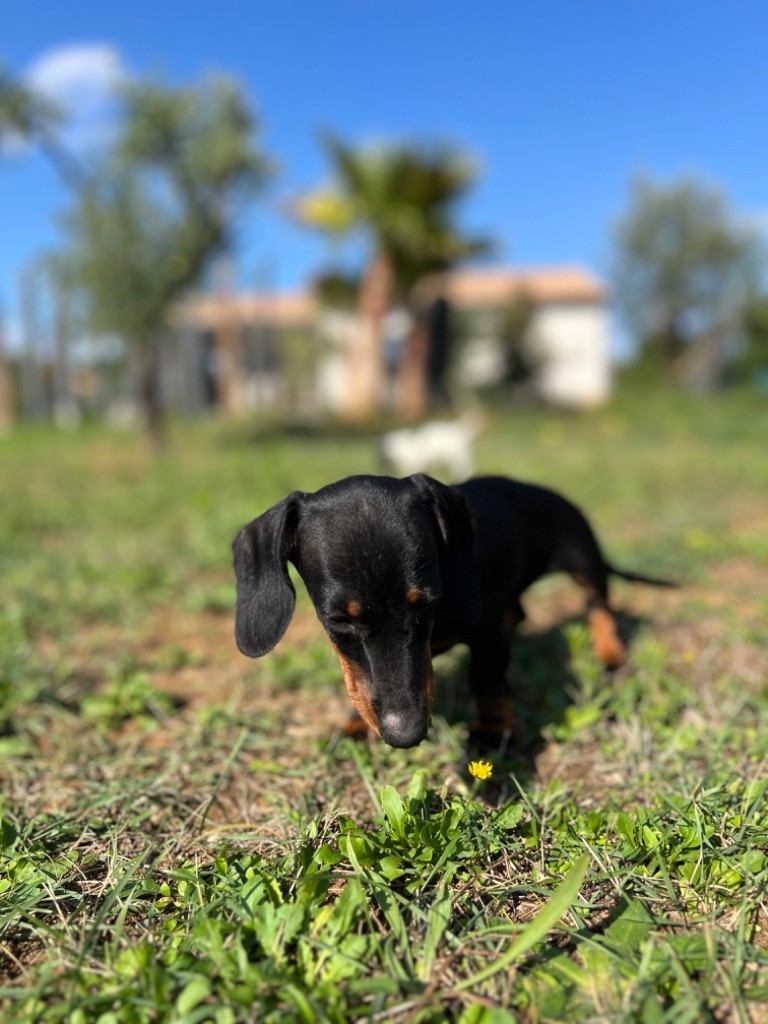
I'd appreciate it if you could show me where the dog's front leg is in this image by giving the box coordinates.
[466,622,517,750]
[341,709,370,740]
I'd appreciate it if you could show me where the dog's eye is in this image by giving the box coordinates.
[328,613,358,630]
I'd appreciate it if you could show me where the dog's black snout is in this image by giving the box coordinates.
[379,712,428,749]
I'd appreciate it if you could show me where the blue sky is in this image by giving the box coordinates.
[2,0,767,349]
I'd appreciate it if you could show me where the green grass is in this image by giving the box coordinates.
[1,389,768,1022]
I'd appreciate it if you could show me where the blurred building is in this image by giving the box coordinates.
[173,263,610,415]
[2,263,610,425]
[447,266,610,406]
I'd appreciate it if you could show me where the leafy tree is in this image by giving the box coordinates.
[612,176,762,381]
[295,136,489,418]
[312,269,361,310]
[0,63,87,190]
[57,76,272,443]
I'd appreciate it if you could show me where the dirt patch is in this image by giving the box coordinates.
[534,740,622,792]
[139,605,325,708]
[0,935,47,985]
[26,555,768,824]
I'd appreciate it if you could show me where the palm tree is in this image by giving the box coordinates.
[295,136,489,419]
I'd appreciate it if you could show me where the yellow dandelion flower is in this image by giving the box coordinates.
[468,759,493,780]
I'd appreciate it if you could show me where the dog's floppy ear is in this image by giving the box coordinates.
[232,492,304,658]
[410,474,481,624]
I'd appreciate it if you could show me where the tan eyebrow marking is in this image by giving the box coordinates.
[346,600,362,618]
[406,588,421,605]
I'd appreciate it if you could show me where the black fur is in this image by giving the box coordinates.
[232,491,303,657]
[233,474,673,749]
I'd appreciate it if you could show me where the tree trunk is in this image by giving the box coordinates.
[137,337,165,448]
[397,287,452,420]
[659,318,686,382]
[396,313,429,420]
[52,285,77,427]
[342,252,393,420]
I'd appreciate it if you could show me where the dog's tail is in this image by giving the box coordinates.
[606,563,679,588]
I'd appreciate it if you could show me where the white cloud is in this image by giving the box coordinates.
[24,44,126,152]
[26,44,124,106]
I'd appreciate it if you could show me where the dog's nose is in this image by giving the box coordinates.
[379,712,428,749]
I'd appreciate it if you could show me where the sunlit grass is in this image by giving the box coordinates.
[1,388,767,1021]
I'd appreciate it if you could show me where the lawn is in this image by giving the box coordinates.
[1,389,767,1023]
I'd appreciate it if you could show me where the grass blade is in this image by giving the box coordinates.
[455,854,589,992]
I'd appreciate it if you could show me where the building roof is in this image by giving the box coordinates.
[179,291,316,329]
[178,264,603,328]
[445,265,605,306]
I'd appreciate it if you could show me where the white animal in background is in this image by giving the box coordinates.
[380,410,487,481]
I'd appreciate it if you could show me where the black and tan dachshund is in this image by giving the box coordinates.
[232,474,672,749]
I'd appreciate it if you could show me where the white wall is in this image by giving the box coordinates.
[529,303,611,407]
[315,309,358,410]
[314,299,612,411]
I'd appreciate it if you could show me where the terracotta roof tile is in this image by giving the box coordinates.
[177,265,603,327]
[446,265,604,305]
[179,291,316,328]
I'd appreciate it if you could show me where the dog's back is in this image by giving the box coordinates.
[457,476,602,599]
